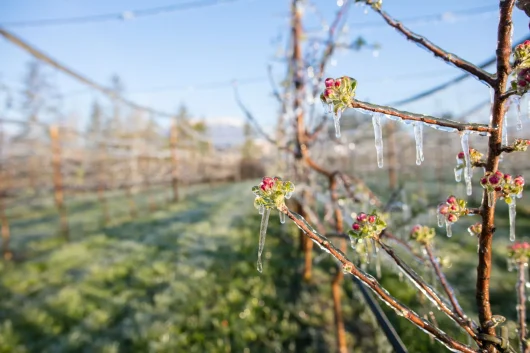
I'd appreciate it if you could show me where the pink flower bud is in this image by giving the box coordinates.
[352,222,360,231]
[457,152,465,159]
[481,178,488,185]
[495,171,504,177]
[411,225,421,233]
[438,204,449,215]
[519,80,528,87]
[514,175,525,186]
[504,174,512,183]
[450,204,458,211]
[325,78,335,88]
[447,214,458,223]
[334,78,341,87]
[446,196,457,205]
[368,215,376,223]
[324,88,334,98]
[494,186,502,192]
[488,175,500,185]
[260,177,275,191]
[357,212,367,222]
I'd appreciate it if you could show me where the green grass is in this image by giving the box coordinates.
[1,180,528,352]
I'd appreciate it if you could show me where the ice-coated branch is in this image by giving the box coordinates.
[424,244,470,325]
[348,99,495,134]
[477,0,516,345]
[361,1,495,86]
[283,207,476,353]
[516,261,530,353]
[377,240,478,342]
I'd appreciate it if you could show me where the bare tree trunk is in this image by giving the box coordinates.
[49,125,69,240]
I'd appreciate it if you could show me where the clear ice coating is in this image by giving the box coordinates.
[259,204,265,215]
[487,190,495,207]
[334,109,342,138]
[285,191,293,199]
[514,96,523,130]
[414,122,424,165]
[445,219,453,238]
[454,157,463,182]
[279,211,286,224]
[437,213,444,227]
[460,132,472,196]
[257,208,271,273]
[502,107,509,146]
[509,199,516,242]
[489,88,495,124]
[372,113,384,168]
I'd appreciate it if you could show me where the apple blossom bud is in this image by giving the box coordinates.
[325,78,335,88]
[447,214,458,223]
[352,223,360,231]
[357,212,367,222]
[368,215,376,223]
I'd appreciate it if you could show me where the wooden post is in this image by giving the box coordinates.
[169,122,179,202]
[97,142,110,225]
[49,125,69,240]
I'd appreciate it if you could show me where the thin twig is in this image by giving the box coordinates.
[377,239,478,342]
[363,1,495,86]
[424,244,470,324]
[348,99,495,134]
[517,261,529,353]
[283,208,476,353]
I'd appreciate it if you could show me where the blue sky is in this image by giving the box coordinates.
[0,0,528,132]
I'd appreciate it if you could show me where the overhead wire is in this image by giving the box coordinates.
[0,0,243,28]
[0,27,211,142]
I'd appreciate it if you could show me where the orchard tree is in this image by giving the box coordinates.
[248,1,530,352]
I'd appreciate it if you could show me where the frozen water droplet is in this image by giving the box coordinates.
[514,96,523,130]
[445,219,453,238]
[350,237,358,250]
[414,122,424,165]
[461,132,472,196]
[334,109,342,138]
[257,208,271,273]
[279,211,286,224]
[487,190,495,207]
[372,113,384,168]
[509,199,516,242]
[437,212,444,227]
[502,107,509,146]
[285,191,293,199]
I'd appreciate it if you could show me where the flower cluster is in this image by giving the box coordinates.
[252,176,295,211]
[511,40,530,94]
[468,222,482,237]
[320,76,357,115]
[409,225,436,244]
[512,138,530,152]
[507,241,530,263]
[480,171,524,204]
[437,195,467,224]
[455,148,483,166]
[349,211,387,240]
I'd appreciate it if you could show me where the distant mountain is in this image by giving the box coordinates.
[204,118,245,149]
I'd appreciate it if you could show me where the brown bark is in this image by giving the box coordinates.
[49,126,69,240]
[477,2,515,351]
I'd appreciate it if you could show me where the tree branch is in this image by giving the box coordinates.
[363,1,495,86]
[424,244,470,325]
[477,1,515,346]
[377,239,478,342]
[348,99,495,134]
[517,261,529,353]
[282,207,476,353]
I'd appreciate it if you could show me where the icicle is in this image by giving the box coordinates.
[460,132,472,196]
[376,254,382,278]
[259,204,265,215]
[350,237,358,250]
[454,157,463,182]
[333,109,342,138]
[414,122,424,165]
[279,211,286,224]
[445,219,453,238]
[509,199,516,242]
[489,88,495,124]
[372,113,384,168]
[257,208,271,273]
[515,96,523,130]
[502,111,508,146]
[437,213,444,227]
[487,190,495,207]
